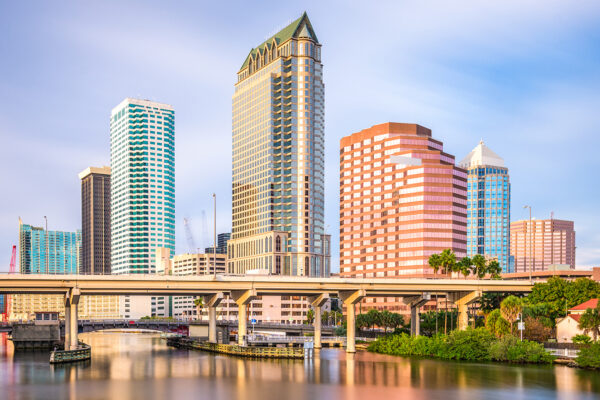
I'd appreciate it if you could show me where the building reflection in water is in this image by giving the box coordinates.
[0,332,599,399]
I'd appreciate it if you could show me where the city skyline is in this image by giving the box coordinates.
[1,2,600,271]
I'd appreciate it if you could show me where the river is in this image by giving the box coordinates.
[0,332,598,399]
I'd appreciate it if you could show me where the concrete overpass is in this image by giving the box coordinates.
[0,274,535,352]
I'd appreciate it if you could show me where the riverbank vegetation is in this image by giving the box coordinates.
[368,328,553,364]
[576,343,600,369]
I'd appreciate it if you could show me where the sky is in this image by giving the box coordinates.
[1,0,599,272]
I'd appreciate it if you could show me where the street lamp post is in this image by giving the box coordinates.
[523,205,532,283]
[213,193,217,277]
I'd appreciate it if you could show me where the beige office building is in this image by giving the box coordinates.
[228,13,330,277]
[156,249,313,323]
[510,218,575,272]
[10,294,120,321]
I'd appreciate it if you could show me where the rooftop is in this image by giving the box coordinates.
[239,12,318,71]
[459,140,505,169]
[570,298,599,311]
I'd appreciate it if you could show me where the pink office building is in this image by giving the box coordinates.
[510,218,576,272]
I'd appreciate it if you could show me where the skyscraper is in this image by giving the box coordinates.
[511,218,575,272]
[19,219,80,274]
[459,141,512,272]
[79,166,111,274]
[228,13,330,277]
[110,98,175,275]
[339,123,467,279]
[205,232,231,254]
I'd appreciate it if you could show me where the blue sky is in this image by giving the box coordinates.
[1,1,599,272]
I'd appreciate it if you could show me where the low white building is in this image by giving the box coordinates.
[556,298,598,343]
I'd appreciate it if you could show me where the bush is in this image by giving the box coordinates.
[572,334,592,345]
[368,329,553,364]
[490,335,554,363]
[576,343,600,369]
[441,328,495,361]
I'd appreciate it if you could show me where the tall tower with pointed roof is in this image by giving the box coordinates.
[228,13,330,277]
[459,141,512,272]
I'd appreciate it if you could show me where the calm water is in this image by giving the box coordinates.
[0,332,599,400]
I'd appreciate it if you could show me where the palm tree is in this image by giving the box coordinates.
[193,297,204,321]
[471,254,487,278]
[486,260,502,279]
[428,253,442,275]
[500,295,523,335]
[458,257,472,279]
[439,249,457,276]
[578,303,600,341]
[305,308,315,325]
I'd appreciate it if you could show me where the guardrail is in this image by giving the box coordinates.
[546,348,579,358]
[246,335,375,343]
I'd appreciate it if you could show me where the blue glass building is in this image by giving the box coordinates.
[19,220,81,274]
[459,141,512,272]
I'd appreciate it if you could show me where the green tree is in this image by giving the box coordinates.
[321,310,330,325]
[486,309,509,338]
[380,310,394,333]
[193,297,204,320]
[428,253,442,275]
[501,295,523,335]
[439,249,457,276]
[457,257,472,279]
[366,309,381,331]
[486,260,502,279]
[305,308,315,325]
[356,313,368,330]
[527,277,600,324]
[471,254,487,278]
[390,313,404,331]
[578,303,600,342]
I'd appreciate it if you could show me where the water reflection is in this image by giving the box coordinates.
[0,332,598,400]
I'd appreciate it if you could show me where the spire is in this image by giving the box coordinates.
[459,140,505,169]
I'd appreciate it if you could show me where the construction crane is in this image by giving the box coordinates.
[2,245,16,322]
[183,218,197,253]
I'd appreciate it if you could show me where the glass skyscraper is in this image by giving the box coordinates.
[459,141,512,272]
[19,219,81,274]
[228,13,330,277]
[110,98,175,275]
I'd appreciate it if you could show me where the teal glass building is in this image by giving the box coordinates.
[459,141,512,272]
[110,98,175,275]
[19,220,81,274]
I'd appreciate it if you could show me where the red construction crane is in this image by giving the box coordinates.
[3,245,16,322]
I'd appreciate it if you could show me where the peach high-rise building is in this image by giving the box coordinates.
[339,123,467,279]
[510,218,575,272]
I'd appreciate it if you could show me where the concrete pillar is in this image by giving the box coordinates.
[231,289,256,346]
[204,293,223,344]
[70,302,78,349]
[64,295,71,350]
[403,293,431,336]
[69,289,81,350]
[309,293,329,349]
[410,305,419,336]
[339,290,366,353]
[449,291,481,331]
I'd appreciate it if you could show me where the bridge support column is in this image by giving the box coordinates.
[64,294,71,350]
[339,290,366,353]
[69,288,81,350]
[231,289,256,346]
[449,291,481,331]
[309,293,329,349]
[204,293,224,344]
[403,293,431,336]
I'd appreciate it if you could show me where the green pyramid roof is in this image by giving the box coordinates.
[239,12,318,71]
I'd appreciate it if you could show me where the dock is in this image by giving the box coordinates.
[167,337,304,359]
